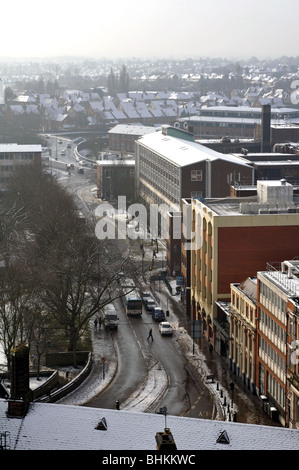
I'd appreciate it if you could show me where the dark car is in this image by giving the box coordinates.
[144,298,156,313]
[152,307,166,322]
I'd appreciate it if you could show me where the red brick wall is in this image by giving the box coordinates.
[217,225,299,294]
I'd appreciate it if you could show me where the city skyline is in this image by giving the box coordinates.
[2,0,298,61]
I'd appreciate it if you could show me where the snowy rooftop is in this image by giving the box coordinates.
[138,131,251,168]
[1,399,298,450]
[0,143,42,153]
[108,124,159,135]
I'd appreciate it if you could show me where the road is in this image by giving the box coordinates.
[45,135,214,418]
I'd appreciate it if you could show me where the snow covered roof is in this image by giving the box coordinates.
[0,143,42,153]
[138,131,251,168]
[108,124,158,136]
[1,399,298,450]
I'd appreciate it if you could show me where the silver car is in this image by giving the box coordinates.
[159,322,173,336]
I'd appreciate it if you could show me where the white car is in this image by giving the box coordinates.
[159,322,173,336]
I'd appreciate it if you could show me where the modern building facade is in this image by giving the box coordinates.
[256,260,299,426]
[0,143,42,186]
[190,180,299,359]
[135,125,253,212]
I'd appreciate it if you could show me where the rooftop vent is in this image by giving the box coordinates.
[95,417,108,431]
[216,430,230,444]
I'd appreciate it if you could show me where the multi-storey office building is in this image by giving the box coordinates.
[257,260,299,426]
[135,125,253,212]
[287,293,299,429]
[179,106,299,140]
[230,277,257,392]
[0,143,42,186]
[190,180,299,358]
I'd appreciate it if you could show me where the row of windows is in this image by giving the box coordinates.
[259,308,287,343]
[259,335,286,375]
[268,371,286,410]
[0,153,34,160]
[259,281,287,319]
[231,292,255,322]
[140,146,180,177]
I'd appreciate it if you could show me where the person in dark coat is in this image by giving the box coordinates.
[147,328,153,341]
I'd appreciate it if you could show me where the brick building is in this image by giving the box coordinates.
[190,180,299,359]
[108,124,158,154]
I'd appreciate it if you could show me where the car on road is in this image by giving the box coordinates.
[142,291,151,304]
[152,307,166,322]
[77,168,84,174]
[67,143,72,148]
[159,322,173,336]
[61,151,66,156]
[144,297,156,313]
[79,160,87,166]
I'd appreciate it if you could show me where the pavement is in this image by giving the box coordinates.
[57,186,278,426]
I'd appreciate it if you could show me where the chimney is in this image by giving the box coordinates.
[261,104,271,153]
[7,343,32,418]
[155,428,177,450]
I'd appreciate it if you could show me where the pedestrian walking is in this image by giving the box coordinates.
[94,318,98,330]
[147,328,153,341]
[115,400,120,410]
[98,317,102,328]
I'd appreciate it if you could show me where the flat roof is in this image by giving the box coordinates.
[108,124,160,135]
[0,143,42,153]
[96,160,135,166]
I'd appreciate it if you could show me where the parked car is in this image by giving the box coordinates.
[144,298,156,313]
[152,307,165,322]
[101,304,119,330]
[159,322,173,336]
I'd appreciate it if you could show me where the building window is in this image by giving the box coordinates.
[191,191,202,198]
[191,170,202,181]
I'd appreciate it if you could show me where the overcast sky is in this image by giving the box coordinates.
[2,0,298,60]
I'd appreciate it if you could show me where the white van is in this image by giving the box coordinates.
[102,304,119,330]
